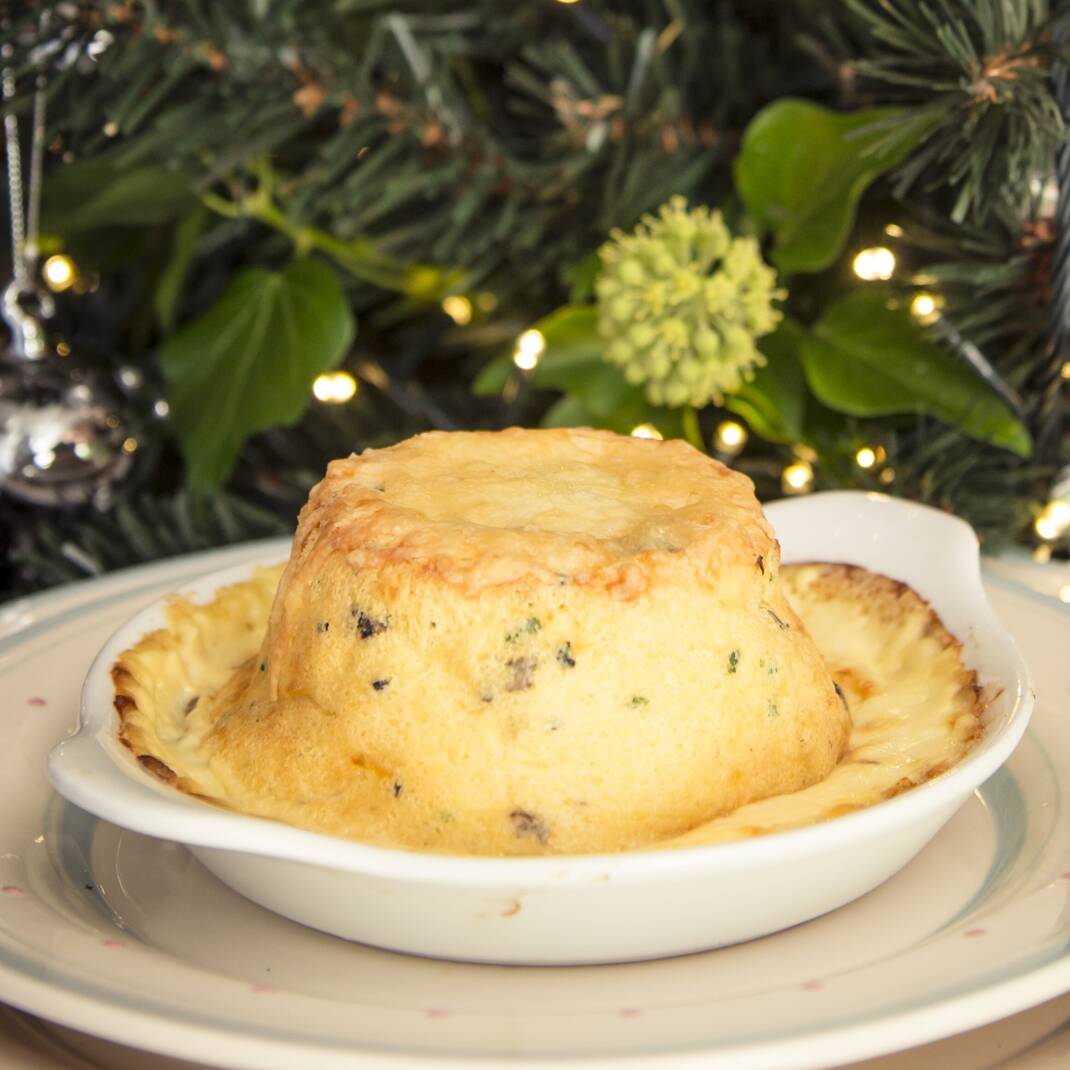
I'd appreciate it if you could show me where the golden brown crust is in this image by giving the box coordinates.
[285,427,776,600]
[113,565,285,803]
[779,561,985,796]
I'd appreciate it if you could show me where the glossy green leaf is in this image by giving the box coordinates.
[525,305,603,390]
[473,303,660,431]
[506,304,646,424]
[472,304,601,398]
[561,252,601,304]
[541,393,688,441]
[471,352,512,397]
[161,257,355,489]
[799,289,1031,457]
[154,203,209,332]
[541,394,596,428]
[43,157,195,233]
[734,100,930,274]
[726,319,806,444]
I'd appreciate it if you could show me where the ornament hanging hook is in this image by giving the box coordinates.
[1,7,52,360]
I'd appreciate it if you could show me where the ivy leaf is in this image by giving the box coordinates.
[43,157,195,233]
[471,352,512,397]
[472,303,664,433]
[161,257,355,489]
[154,203,209,332]
[561,252,601,304]
[726,320,806,444]
[525,305,603,391]
[541,394,596,428]
[541,394,688,441]
[734,100,931,274]
[472,304,601,398]
[799,289,1031,457]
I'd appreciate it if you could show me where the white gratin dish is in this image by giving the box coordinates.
[48,491,1035,966]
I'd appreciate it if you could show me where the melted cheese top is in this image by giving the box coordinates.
[292,428,773,594]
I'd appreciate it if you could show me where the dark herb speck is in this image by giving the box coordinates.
[510,809,549,844]
[505,657,537,691]
[393,782,403,797]
[629,695,649,709]
[756,555,765,574]
[184,695,199,713]
[316,621,330,634]
[764,606,789,630]
[727,650,739,674]
[556,642,576,668]
[353,608,388,639]
[372,678,391,691]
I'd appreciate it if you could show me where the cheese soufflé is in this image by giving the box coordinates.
[116,428,854,855]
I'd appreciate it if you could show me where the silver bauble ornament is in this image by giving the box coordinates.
[0,353,134,509]
[0,22,135,508]
[1,282,53,361]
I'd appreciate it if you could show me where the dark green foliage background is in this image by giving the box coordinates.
[0,0,1067,598]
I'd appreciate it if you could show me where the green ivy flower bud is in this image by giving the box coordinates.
[597,196,784,408]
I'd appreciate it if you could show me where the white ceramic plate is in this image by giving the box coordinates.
[48,493,1034,966]
[0,518,1068,1069]
[4,989,1070,1070]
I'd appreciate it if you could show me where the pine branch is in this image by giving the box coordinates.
[2,489,291,600]
[845,0,1066,223]
[9,2,830,307]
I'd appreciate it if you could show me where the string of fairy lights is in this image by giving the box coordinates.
[32,244,1070,554]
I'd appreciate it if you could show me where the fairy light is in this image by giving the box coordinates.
[782,461,814,495]
[884,224,904,238]
[513,329,546,371]
[879,467,896,485]
[476,292,498,312]
[1036,515,1061,541]
[1034,499,1070,541]
[852,247,896,281]
[121,437,139,455]
[1046,500,1070,526]
[43,254,75,292]
[441,295,472,325]
[714,420,747,456]
[630,423,663,440]
[1060,362,1070,380]
[312,370,358,403]
[910,292,942,324]
[855,447,877,470]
